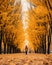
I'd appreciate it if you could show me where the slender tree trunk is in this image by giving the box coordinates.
[42,43,44,53]
[0,40,2,54]
[48,35,51,54]
[10,45,12,53]
[48,36,50,54]
[7,44,10,54]
[47,28,51,54]
[43,42,46,54]
[16,48,17,53]
[4,43,6,54]
[43,35,46,54]
[0,33,2,54]
[10,46,13,53]
[12,46,15,53]
[15,47,17,53]
[46,35,48,54]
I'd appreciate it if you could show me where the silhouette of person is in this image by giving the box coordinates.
[25,45,28,55]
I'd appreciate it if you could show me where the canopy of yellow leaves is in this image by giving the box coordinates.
[0,0,52,51]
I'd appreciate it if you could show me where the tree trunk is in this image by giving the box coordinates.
[48,26,51,54]
[13,46,15,53]
[43,35,46,54]
[10,45,12,53]
[0,33,2,54]
[4,43,6,54]
[46,35,48,54]
[7,44,10,54]
[48,38,50,54]
[0,40,2,54]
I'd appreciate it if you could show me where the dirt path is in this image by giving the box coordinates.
[0,53,52,65]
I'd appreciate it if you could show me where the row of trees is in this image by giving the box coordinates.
[0,0,21,54]
[30,0,52,54]
[0,0,52,54]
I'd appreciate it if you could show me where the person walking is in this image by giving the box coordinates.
[25,45,28,55]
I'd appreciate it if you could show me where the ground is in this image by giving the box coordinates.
[0,53,52,65]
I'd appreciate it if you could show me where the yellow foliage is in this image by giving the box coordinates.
[0,0,52,51]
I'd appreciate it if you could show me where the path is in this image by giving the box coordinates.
[0,53,52,65]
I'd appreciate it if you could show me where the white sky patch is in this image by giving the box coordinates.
[24,39,29,46]
[22,21,28,30]
[21,0,30,30]
[21,0,30,12]
[22,13,29,30]
[14,0,20,6]
[21,0,30,46]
